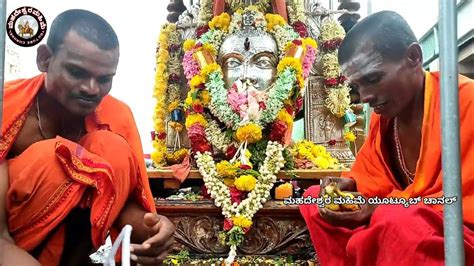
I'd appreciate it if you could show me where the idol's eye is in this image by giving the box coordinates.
[224,58,242,69]
[255,56,274,68]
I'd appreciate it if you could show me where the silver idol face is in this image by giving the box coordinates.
[218,31,278,91]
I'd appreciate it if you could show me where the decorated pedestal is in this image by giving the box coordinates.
[149,169,347,264]
[155,200,312,258]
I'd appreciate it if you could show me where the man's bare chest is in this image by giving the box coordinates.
[7,112,45,158]
[391,120,422,184]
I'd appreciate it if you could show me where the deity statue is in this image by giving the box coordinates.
[151,0,366,263]
[154,1,367,167]
[218,11,278,92]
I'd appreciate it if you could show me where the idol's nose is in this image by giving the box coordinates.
[239,63,257,85]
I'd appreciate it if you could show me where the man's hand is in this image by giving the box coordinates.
[319,192,378,229]
[318,177,376,229]
[319,176,357,197]
[130,213,175,265]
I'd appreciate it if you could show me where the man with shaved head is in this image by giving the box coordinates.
[300,11,474,265]
[0,9,174,265]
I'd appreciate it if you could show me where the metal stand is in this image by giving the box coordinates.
[438,0,465,265]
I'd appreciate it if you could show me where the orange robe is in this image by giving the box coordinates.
[300,72,474,265]
[346,72,474,226]
[1,74,156,265]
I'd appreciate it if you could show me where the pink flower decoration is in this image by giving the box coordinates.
[226,145,238,159]
[292,39,302,45]
[227,87,247,113]
[295,97,303,113]
[325,78,339,86]
[292,21,308,38]
[183,50,200,80]
[322,38,342,50]
[239,164,252,170]
[247,92,261,120]
[303,46,316,79]
[188,124,206,141]
[201,185,211,199]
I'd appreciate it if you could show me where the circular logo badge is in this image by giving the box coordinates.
[6,7,47,47]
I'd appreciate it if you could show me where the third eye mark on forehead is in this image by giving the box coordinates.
[342,51,383,80]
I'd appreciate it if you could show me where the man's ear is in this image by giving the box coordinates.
[36,44,53,72]
[405,43,423,68]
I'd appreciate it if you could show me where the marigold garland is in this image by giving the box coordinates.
[151,23,174,166]
[235,124,262,144]
[151,22,187,166]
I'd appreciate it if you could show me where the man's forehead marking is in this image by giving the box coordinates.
[342,46,383,81]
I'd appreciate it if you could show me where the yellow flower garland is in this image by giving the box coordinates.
[151,23,175,166]
[209,13,231,32]
[183,39,196,52]
[185,113,208,129]
[265,13,286,31]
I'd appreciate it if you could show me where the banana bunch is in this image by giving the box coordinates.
[323,182,361,212]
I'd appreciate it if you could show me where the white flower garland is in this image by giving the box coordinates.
[195,141,285,219]
[198,0,214,26]
[287,0,306,23]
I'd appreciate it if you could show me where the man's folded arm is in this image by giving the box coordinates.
[115,199,151,243]
[0,161,40,265]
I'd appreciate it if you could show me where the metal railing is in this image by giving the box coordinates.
[438,0,465,265]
